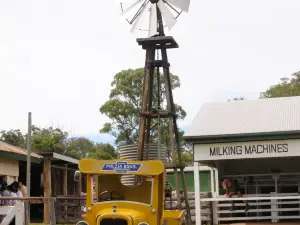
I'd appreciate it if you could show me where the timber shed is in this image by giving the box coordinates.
[184,96,300,225]
[38,152,81,224]
[0,141,82,223]
[0,141,42,184]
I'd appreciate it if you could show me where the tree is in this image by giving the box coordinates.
[99,68,187,148]
[87,143,118,160]
[97,143,118,158]
[0,126,118,160]
[0,129,25,148]
[30,126,68,154]
[67,138,117,160]
[181,151,193,166]
[66,137,95,159]
[260,71,300,98]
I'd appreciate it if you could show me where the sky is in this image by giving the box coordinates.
[0,0,299,144]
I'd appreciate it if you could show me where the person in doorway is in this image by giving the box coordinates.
[18,181,28,197]
[7,183,18,205]
[7,184,18,225]
[11,181,23,198]
[221,178,250,212]
[1,181,11,206]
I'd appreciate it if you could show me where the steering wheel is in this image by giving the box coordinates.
[99,191,124,201]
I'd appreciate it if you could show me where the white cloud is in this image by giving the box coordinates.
[0,0,299,137]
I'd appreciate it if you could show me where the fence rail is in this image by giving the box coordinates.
[0,202,24,225]
[165,192,212,224]
[0,196,84,225]
[0,194,213,225]
[200,193,300,224]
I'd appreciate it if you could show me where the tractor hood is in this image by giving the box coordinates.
[83,201,157,225]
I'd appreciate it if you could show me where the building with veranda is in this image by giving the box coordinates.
[184,96,300,225]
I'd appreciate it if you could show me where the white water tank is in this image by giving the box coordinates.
[118,143,168,186]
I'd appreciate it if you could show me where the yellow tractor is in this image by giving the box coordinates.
[74,158,185,225]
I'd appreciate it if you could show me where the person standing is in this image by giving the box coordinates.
[1,181,11,206]
[7,183,18,206]
[18,181,28,197]
[11,182,23,199]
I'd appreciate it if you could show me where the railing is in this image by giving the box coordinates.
[54,195,86,223]
[0,196,85,225]
[0,197,56,225]
[0,202,24,225]
[165,192,212,224]
[201,193,300,224]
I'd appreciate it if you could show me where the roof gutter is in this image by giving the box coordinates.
[184,130,300,144]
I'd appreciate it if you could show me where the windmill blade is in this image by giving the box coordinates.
[157,0,176,30]
[121,0,144,16]
[130,1,149,33]
[148,4,157,37]
[166,0,190,12]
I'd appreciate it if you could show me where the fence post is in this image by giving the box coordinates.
[16,202,25,225]
[193,162,201,225]
[211,201,217,225]
[271,192,278,223]
[50,198,56,225]
[24,200,29,225]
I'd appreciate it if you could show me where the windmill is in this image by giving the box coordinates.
[118,0,192,224]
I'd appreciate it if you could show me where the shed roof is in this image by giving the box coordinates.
[184,96,300,140]
[0,141,42,163]
[39,152,78,165]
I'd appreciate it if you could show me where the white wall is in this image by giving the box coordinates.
[219,157,300,176]
[0,157,19,184]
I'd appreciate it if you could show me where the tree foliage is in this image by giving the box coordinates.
[0,126,117,160]
[181,151,193,166]
[87,143,118,160]
[260,71,300,98]
[99,68,187,147]
[66,137,95,159]
[0,129,25,148]
[99,68,193,165]
[30,126,68,154]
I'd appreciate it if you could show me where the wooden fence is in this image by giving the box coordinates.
[0,197,56,225]
[0,193,214,225]
[165,192,213,224]
[0,202,24,225]
[54,192,214,224]
[54,195,85,223]
[201,193,300,224]
[0,197,74,225]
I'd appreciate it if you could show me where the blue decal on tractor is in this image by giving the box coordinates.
[102,161,142,173]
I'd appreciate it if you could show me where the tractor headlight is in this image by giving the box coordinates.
[138,223,149,225]
[76,221,89,225]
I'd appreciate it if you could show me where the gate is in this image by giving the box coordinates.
[0,202,24,225]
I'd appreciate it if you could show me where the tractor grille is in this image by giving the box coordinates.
[100,219,127,225]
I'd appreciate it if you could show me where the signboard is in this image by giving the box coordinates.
[194,139,300,161]
[102,161,142,174]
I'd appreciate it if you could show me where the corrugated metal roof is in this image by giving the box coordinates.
[184,96,300,138]
[39,152,78,164]
[0,141,42,158]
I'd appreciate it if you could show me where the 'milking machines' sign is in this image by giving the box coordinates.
[102,161,142,174]
[194,139,300,161]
